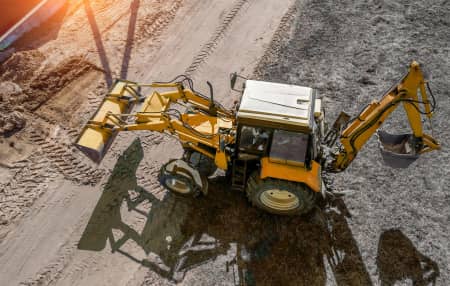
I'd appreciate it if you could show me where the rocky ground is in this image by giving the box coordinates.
[256,0,450,285]
[0,0,448,285]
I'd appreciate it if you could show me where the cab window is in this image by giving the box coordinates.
[270,130,309,163]
[239,126,271,153]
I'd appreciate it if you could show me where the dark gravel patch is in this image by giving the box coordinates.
[256,0,450,284]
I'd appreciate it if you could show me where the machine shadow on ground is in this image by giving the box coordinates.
[83,0,140,86]
[120,0,140,79]
[376,229,439,286]
[77,139,438,285]
[83,0,113,87]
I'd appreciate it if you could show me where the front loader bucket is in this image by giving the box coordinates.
[377,130,419,168]
[75,80,139,163]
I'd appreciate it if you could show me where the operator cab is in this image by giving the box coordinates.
[235,80,322,168]
[237,126,310,166]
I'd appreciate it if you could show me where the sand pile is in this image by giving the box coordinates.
[0,52,100,135]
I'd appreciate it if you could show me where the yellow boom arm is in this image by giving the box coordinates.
[331,61,440,171]
[75,79,235,169]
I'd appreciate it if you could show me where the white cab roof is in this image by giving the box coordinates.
[237,80,315,130]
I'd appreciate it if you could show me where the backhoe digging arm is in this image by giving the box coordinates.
[328,61,440,171]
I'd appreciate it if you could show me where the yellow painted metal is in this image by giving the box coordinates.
[259,189,300,211]
[184,143,215,159]
[333,61,440,171]
[214,151,228,170]
[420,133,440,153]
[75,80,235,164]
[260,158,322,192]
[137,91,170,119]
[75,80,140,162]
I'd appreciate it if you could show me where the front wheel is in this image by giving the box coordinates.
[160,172,198,197]
[159,159,208,197]
[246,172,317,215]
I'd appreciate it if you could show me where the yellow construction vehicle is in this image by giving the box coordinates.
[76,61,440,215]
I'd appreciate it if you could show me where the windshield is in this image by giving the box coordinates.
[270,130,309,163]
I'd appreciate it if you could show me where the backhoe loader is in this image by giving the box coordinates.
[76,61,440,215]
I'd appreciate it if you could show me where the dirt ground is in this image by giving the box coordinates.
[0,0,448,285]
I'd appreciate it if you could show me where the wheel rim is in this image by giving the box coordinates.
[165,177,192,194]
[259,189,299,211]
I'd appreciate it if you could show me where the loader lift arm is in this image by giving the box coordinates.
[76,76,235,168]
[326,61,440,172]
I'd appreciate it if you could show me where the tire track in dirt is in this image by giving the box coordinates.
[135,3,300,284]
[1,1,186,282]
[184,0,250,76]
[19,214,92,286]
[134,0,254,200]
[0,58,105,211]
[5,1,295,284]
[0,124,104,229]
[73,0,185,113]
[85,81,109,110]
[253,4,298,79]
[17,147,165,286]
[137,0,183,44]
[84,0,184,110]
[0,152,56,227]
[28,128,104,185]
[78,0,185,196]
[1,0,186,231]
[136,133,177,198]
[137,160,165,197]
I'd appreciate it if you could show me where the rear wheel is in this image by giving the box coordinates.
[246,172,316,215]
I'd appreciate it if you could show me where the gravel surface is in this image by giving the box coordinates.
[257,0,450,284]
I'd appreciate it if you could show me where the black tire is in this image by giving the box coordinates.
[246,172,316,215]
[188,151,217,177]
[159,163,200,198]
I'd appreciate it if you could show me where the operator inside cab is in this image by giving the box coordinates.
[239,125,310,166]
[239,126,270,152]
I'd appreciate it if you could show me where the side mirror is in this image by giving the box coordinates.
[230,72,247,92]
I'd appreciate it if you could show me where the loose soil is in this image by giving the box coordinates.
[0,54,100,135]
[0,0,448,285]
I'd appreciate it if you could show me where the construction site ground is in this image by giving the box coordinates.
[0,0,448,285]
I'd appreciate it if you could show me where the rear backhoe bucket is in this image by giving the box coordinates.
[377,130,419,168]
[75,80,140,163]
